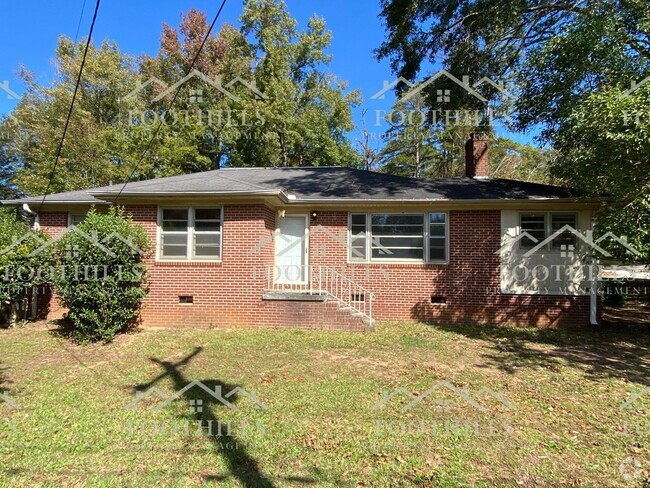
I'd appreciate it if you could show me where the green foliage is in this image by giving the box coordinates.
[553,84,650,260]
[4,3,361,196]
[0,207,53,326]
[376,0,649,258]
[54,207,150,342]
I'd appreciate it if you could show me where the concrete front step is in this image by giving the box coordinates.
[262,291,327,302]
[260,291,371,331]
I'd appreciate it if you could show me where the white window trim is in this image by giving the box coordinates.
[348,212,449,264]
[518,211,579,252]
[157,206,223,262]
[68,212,87,228]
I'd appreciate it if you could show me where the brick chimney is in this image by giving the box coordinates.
[465,132,489,178]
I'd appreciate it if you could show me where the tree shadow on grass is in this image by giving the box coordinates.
[427,315,650,386]
[131,347,320,487]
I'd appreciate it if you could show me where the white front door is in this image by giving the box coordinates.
[275,215,308,284]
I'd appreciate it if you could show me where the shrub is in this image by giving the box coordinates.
[0,207,54,327]
[54,207,150,342]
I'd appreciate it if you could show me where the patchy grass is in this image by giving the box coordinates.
[1,319,649,487]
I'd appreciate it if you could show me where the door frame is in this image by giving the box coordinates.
[274,213,310,284]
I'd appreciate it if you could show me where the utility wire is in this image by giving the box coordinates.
[110,0,228,205]
[73,0,88,42]
[37,0,101,212]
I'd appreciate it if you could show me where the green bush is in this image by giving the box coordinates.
[0,207,54,327]
[54,207,150,342]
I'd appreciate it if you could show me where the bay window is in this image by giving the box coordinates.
[159,207,222,260]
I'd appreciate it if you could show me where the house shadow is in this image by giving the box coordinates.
[411,300,650,386]
[131,347,318,487]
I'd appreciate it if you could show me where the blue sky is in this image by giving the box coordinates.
[0,0,534,148]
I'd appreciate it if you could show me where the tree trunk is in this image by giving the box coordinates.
[8,302,17,328]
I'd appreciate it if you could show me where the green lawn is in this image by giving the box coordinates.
[1,320,649,487]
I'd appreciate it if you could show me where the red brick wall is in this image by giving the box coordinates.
[35,205,593,329]
[35,213,69,320]
[308,210,592,327]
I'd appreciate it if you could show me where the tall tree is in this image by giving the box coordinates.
[376,0,650,257]
[137,10,255,176]
[239,0,361,167]
[5,38,142,195]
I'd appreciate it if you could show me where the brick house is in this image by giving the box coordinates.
[2,135,602,330]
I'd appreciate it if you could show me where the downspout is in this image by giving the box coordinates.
[590,258,599,325]
[22,204,40,319]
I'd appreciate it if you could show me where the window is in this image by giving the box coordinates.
[550,214,577,250]
[519,214,546,249]
[349,214,368,261]
[68,213,87,227]
[159,208,222,260]
[349,212,448,263]
[519,213,578,251]
[428,213,447,261]
[371,214,424,260]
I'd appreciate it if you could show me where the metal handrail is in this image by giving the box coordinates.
[265,264,374,326]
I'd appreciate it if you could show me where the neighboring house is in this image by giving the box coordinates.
[1,134,603,330]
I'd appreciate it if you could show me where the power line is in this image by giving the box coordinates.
[73,0,88,42]
[111,0,228,205]
[37,0,101,212]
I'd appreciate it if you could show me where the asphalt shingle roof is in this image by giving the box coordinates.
[2,166,582,205]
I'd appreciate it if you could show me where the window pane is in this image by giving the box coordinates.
[372,236,425,248]
[520,214,546,248]
[69,214,86,226]
[372,215,424,236]
[162,209,189,221]
[195,208,220,221]
[193,233,220,258]
[371,215,423,226]
[351,214,366,226]
[195,221,221,232]
[162,209,189,232]
[428,213,447,262]
[195,246,220,257]
[372,247,423,260]
[429,237,446,261]
[369,214,424,260]
[161,233,188,258]
[350,237,367,260]
[551,214,577,250]
[349,214,367,261]
[429,224,445,237]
